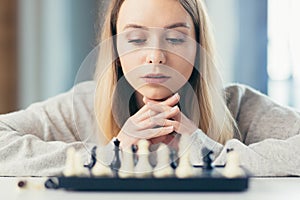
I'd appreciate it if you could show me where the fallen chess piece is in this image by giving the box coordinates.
[17,179,45,190]
[222,148,245,178]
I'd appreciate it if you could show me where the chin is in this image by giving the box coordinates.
[138,85,173,101]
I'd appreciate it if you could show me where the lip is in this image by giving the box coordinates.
[141,74,171,84]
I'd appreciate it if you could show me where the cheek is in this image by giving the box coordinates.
[119,54,139,74]
[169,54,195,80]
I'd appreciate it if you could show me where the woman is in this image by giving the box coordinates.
[0,0,299,176]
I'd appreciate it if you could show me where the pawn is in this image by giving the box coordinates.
[134,139,152,178]
[153,143,174,178]
[223,148,245,178]
[17,180,45,190]
[119,147,135,178]
[63,147,77,177]
[92,160,113,177]
[74,151,89,176]
[175,149,194,178]
[202,147,213,170]
[63,147,88,177]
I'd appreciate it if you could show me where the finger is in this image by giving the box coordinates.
[138,126,174,139]
[138,103,178,123]
[162,93,180,106]
[143,93,180,107]
[148,133,177,145]
[136,106,159,122]
[147,102,170,113]
[150,126,175,138]
[162,119,180,131]
[151,105,180,120]
[140,117,180,130]
[132,104,149,120]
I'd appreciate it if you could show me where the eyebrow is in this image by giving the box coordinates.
[123,22,191,31]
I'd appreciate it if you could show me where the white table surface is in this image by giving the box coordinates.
[1,177,299,200]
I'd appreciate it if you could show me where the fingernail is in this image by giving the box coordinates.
[171,105,179,111]
[173,93,180,100]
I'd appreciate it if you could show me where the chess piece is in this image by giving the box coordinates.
[202,147,213,170]
[63,147,77,177]
[84,146,97,174]
[110,139,121,177]
[17,180,45,190]
[153,143,173,178]
[175,135,194,178]
[119,147,135,178]
[131,144,138,166]
[63,147,88,177]
[92,160,113,177]
[175,149,194,178]
[74,151,89,176]
[223,148,245,178]
[170,148,178,170]
[134,139,152,178]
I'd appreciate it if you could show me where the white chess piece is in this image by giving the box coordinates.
[175,149,195,178]
[134,139,152,178]
[63,147,89,176]
[153,143,173,178]
[223,150,245,178]
[63,147,77,177]
[119,147,135,178]
[175,135,195,178]
[73,151,89,176]
[92,160,113,177]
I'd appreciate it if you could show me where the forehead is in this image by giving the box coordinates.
[117,0,193,32]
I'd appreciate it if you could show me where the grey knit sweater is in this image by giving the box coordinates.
[0,81,299,177]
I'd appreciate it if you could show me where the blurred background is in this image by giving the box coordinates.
[0,0,299,114]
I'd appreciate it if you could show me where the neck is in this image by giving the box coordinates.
[135,92,145,110]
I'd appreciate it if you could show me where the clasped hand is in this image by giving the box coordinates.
[116,93,197,148]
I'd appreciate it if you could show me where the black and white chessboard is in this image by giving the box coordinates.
[45,139,249,192]
[45,166,249,192]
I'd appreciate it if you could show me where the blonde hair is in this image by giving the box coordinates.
[94,0,238,144]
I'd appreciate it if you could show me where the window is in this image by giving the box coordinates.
[268,0,300,109]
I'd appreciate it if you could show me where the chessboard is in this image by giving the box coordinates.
[45,167,249,192]
[45,137,250,192]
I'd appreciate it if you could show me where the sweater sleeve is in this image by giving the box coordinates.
[0,81,96,176]
[213,84,300,176]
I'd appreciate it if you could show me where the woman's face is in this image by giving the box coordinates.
[116,0,197,101]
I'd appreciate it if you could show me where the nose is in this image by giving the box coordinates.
[145,49,166,64]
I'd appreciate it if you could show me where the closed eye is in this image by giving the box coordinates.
[166,38,185,45]
[128,39,147,45]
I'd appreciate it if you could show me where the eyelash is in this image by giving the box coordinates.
[128,38,186,46]
[166,38,185,45]
[128,39,147,45]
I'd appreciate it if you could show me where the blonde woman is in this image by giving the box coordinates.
[0,0,299,177]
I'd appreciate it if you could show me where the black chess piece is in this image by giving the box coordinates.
[110,139,121,177]
[202,147,213,170]
[84,146,97,176]
[170,148,178,170]
[131,144,138,166]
